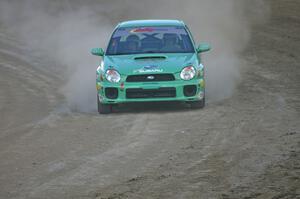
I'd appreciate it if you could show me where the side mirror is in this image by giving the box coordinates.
[91,48,105,56]
[196,43,211,53]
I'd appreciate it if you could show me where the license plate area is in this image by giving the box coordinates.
[126,87,176,99]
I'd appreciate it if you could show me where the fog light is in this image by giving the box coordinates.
[105,87,118,99]
[184,85,197,97]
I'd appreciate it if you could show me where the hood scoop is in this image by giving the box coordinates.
[134,56,167,61]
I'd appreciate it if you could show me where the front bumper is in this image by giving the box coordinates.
[97,78,205,104]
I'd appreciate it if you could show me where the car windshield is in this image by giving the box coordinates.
[106,26,195,55]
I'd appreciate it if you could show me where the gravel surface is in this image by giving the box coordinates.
[0,0,299,198]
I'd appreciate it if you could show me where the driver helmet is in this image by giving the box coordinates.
[126,34,140,49]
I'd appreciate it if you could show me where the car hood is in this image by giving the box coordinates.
[103,53,198,75]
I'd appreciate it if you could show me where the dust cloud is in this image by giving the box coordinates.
[0,0,269,112]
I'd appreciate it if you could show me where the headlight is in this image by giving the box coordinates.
[180,66,196,80]
[105,69,121,83]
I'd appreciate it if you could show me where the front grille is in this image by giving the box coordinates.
[126,87,176,99]
[126,74,175,82]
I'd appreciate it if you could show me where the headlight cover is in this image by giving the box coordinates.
[180,66,196,80]
[105,69,121,83]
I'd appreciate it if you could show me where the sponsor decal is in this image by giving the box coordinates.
[130,28,154,33]
[199,79,205,88]
[97,61,104,72]
[199,91,204,99]
[134,65,163,73]
[130,27,169,33]
[96,82,102,90]
[98,94,104,102]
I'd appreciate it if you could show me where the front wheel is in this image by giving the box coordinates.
[189,97,205,109]
[97,95,112,114]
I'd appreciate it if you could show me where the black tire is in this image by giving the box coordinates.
[189,97,205,109]
[97,95,112,114]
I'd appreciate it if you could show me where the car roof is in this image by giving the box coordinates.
[118,20,185,28]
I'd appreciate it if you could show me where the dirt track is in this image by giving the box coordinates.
[0,0,299,198]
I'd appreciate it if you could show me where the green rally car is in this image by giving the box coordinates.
[91,20,211,114]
